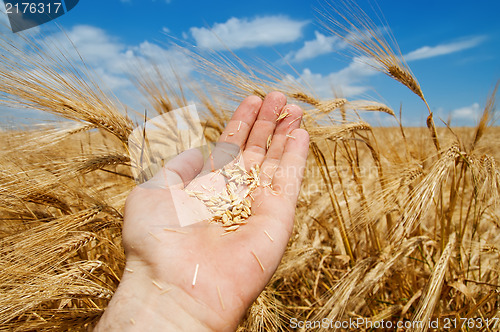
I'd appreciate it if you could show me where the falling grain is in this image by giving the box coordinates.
[152,279,163,290]
[262,182,273,190]
[163,227,188,234]
[221,229,240,236]
[130,318,136,325]
[160,288,172,295]
[192,263,199,286]
[288,116,301,126]
[148,231,160,241]
[266,135,272,150]
[217,285,225,310]
[251,250,265,272]
[261,170,272,181]
[264,230,274,242]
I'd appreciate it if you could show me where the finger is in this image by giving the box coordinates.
[252,128,309,219]
[271,128,310,204]
[242,91,287,170]
[234,130,308,250]
[259,104,303,184]
[201,95,262,174]
[141,148,204,189]
[219,95,262,149]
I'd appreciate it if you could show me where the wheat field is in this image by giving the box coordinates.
[0,2,499,331]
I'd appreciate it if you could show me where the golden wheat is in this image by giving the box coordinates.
[0,3,498,331]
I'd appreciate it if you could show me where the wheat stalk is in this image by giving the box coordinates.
[319,0,441,151]
[409,235,456,332]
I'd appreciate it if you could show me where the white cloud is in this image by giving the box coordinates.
[404,36,486,61]
[284,25,385,63]
[41,25,130,90]
[190,16,308,50]
[291,33,488,101]
[131,41,193,78]
[61,25,124,66]
[31,25,195,111]
[53,25,191,74]
[284,57,378,98]
[450,102,481,121]
[285,31,340,62]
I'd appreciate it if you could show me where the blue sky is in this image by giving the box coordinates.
[1,0,499,126]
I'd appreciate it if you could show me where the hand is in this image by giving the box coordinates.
[95,92,309,331]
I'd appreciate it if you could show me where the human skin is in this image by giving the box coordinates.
[94,92,310,331]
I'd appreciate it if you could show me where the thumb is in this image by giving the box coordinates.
[140,148,204,189]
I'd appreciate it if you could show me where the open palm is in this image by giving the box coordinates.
[97,92,309,331]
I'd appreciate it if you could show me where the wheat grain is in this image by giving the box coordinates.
[1,5,498,329]
[224,225,240,232]
[346,100,395,116]
[221,230,240,236]
[266,135,272,150]
[276,109,291,122]
[290,91,320,106]
[186,163,260,231]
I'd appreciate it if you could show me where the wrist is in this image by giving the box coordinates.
[95,261,226,332]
